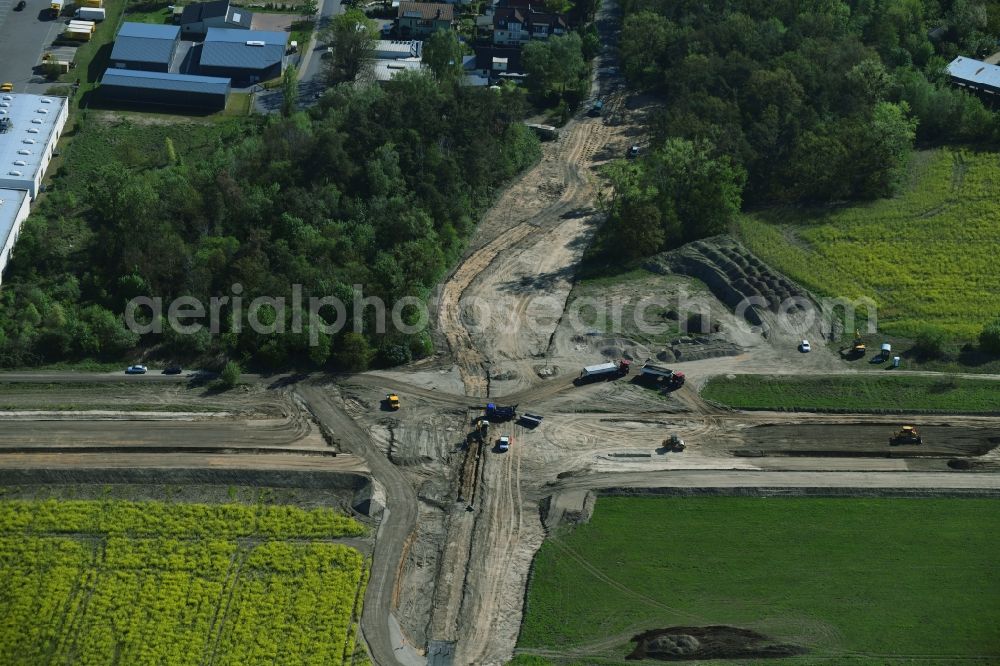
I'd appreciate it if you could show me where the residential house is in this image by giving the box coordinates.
[479,2,567,46]
[180,0,253,39]
[396,2,454,38]
[469,45,524,83]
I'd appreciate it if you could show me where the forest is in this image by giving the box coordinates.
[597,0,1000,258]
[0,75,540,369]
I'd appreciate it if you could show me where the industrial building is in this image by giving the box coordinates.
[0,93,69,198]
[198,28,286,85]
[947,56,1000,96]
[180,0,253,39]
[109,22,182,72]
[0,189,30,287]
[0,93,69,285]
[374,39,423,59]
[100,69,231,111]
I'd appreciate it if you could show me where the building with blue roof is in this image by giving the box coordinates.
[100,69,231,111]
[109,22,181,72]
[198,27,286,85]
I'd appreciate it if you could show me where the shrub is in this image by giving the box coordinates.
[912,327,947,359]
[219,360,242,389]
[980,318,1000,355]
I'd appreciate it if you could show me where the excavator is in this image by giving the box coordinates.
[850,330,866,357]
[890,425,922,445]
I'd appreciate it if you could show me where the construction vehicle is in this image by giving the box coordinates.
[890,425,922,445]
[578,359,630,383]
[486,403,516,422]
[850,330,866,357]
[0,82,12,93]
[639,362,685,388]
[385,393,400,410]
[497,435,511,453]
[478,418,490,439]
[663,434,686,452]
[81,0,104,7]
[519,412,543,429]
[50,0,64,17]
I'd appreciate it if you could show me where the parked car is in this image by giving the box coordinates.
[627,145,640,159]
[498,435,511,452]
[799,340,811,353]
[125,365,148,374]
[15,1,27,11]
[163,365,182,375]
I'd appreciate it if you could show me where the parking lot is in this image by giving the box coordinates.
[0,0,74,93]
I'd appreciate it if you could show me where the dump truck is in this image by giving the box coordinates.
[50,0,64,17]
[385,393,400,410]
[890,425,922,445]
[850,329,866,357]
[579,359,630,382]
[75,7,105,20]
[0,82,12,93]
[486,403,516,422]
[519,413,543,429]
[639,362,685,387]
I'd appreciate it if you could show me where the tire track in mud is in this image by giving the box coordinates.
[437,117,605,397]
[456,424,527,665]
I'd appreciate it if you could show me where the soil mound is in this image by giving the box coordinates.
[627,625,806,661]
[644,235,825,337]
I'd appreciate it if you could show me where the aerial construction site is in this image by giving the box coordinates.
[1,0,999,664]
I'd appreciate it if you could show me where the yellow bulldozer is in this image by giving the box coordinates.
[890,425,922,445]
[850,330,866,357]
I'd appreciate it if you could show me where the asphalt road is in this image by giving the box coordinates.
[253,0,343,114]
[298,385,418,666]
[0,0,68,93]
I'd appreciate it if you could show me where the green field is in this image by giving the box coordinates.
[517,497,1000,664]
[0,500,368,665]
[736,148,999,339]
[700,373,1000,413]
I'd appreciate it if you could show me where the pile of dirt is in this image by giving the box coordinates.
[657,336,743,362]
[627,626,806,661]
[645,235,823,335]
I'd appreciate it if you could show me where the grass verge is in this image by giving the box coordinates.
[701,374,1000,413]
[517,497,1000,663]
[735,148,1000,340]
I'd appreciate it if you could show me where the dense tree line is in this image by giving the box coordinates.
[599,0,1000,257]
[0,75,540,369]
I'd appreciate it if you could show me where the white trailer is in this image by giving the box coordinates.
[578,360,631,382]
[75,7,106,20]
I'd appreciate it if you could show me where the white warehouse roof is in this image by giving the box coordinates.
[947,56,1000,91]
[0,93,69,198]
